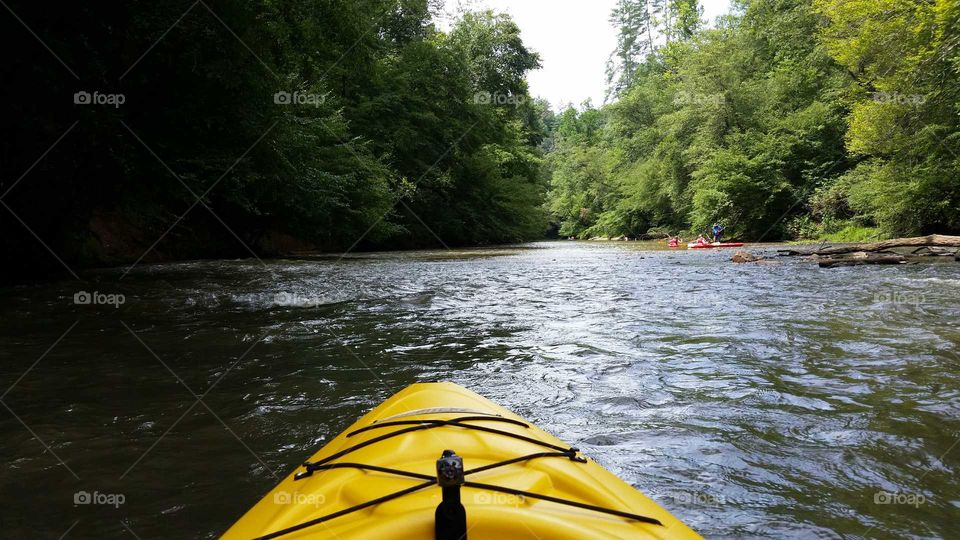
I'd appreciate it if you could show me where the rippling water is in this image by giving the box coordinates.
[1,242,958,538]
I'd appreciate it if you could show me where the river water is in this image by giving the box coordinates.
[1,242,958,539]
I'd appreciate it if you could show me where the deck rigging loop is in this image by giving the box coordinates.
[256,417,662,540]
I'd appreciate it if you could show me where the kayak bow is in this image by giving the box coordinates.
[223,382,703,540]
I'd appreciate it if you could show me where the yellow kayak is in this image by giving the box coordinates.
[223,382,703,539]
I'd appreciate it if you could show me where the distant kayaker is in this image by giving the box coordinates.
[695,234,708,245]
[712,224,725,242]
[668,236,680,247]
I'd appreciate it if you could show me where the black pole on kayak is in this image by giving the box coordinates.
[435,449,467,540]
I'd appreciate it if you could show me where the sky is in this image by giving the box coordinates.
[441,0,732,109]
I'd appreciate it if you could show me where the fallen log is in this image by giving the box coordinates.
[808,234,960,256]
[776,249,806,256]
[818,254,907,268]
[910,245,959,256]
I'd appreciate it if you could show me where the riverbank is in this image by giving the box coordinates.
[0,214,542,283]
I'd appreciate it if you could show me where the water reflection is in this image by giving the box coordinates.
[0,242,958,538]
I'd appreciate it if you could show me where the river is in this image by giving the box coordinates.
[1,241,958,539]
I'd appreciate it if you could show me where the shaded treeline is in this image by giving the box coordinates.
[1,1,549,277]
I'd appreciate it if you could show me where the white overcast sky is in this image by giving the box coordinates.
[441,0,732,109]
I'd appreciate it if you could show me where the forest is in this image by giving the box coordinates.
[1,1,549,276]
[2,0,958,277]
[547,0,960,242]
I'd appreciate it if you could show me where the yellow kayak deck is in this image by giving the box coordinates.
[223,382,702,539]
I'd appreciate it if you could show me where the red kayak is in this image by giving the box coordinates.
[687,242,744,249]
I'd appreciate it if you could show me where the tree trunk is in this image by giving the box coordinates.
[811,235,960,256]
[818,254,907,268]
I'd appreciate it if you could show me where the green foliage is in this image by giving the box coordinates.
[397,9,547,246]
[607,0,660,99]
[546,105,620,237]
[606,0,703,100]
[814,0,960,236]
[547,0,960,241]
[2,0,548,275]
[821,225,884,243]
[666,0,703,41]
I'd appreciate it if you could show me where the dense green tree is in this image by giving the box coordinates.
[813,0,960,235]
[548,0,959,241]
[549,0,856,241]
[394,10,547,245]
[606,0,661,100]
[1,0,548,277]
[665,0,703,41]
